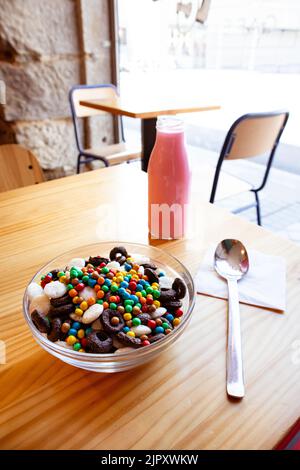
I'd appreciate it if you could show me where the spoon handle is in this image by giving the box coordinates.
[226,278,245,398]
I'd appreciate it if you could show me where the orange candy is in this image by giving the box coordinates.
[140,297,147,305]
[97,290,105,299]
[103,301,109,309]
[97,276,105,285]
[69,289,78,298]
[94,284,100,292]
[87,297,96,306]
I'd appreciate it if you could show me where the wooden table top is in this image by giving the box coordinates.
[79,97,220,119]
[0,165,299,450]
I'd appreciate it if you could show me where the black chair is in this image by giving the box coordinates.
[209,110,289,225]
[69,84,141,174]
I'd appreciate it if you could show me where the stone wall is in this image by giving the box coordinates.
[0,0,114,174]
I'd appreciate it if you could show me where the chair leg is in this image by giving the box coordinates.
[254,191,262,226]
[76,154,82,174]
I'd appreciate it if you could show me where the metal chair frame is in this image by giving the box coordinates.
[69,84,125,174]
[209,110,289,225]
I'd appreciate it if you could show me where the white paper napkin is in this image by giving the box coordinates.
[195,245,286,312]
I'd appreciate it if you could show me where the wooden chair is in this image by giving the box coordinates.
[209,110,289,225]
[69,84,141,174]
[0,144,45,192]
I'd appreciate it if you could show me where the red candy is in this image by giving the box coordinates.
[99,262,106,268]
[129,281,137,291]
[142,305,148,313]
[147,320,156,329]
[142,340,150,346]
[80,338,88,348]
[75,282,85,291]
[176,309,183,317]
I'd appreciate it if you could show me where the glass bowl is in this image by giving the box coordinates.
[23,242,195,373]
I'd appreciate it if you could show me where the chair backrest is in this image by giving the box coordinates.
[222,111,289,160]
[209,110,289,204]
[0,144,45,192]
[69,84,118,118]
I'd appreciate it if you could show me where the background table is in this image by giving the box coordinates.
[0,165,299,450]
[80,97,220,171]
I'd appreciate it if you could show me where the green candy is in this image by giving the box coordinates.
[146,286,153,294]
[73,342,81,351]
[67,283,73,290]
[110,302,117,310]
[125,305,133,313]
[70,267,79,279]
[162,322,169,330]
[135,302,142,309]
[58,271,65,278]
[132,317,141,326]
[141,290,147,297]
[124,299,134,306]
[111,284,118,292]
[153,289,160,299]
[82,275,89,283]
[102,285,109,293]
[101,267,109,274]
[96,299,103,304]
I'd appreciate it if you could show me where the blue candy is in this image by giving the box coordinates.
[130,295,139,304]
[120,281,129,288]
[125,263,131,272]
[88,278,97,288]
[104,278,111,287]
[165,314,174,322]
[72,322,81,330]
[158,270,166,277]
[85,327,93,335]
[136,284,143,291]
[122,291,131,300]
[123,326,130,333]
[154,326,165,335]
[68,328,77,336]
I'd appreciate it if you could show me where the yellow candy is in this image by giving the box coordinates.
[132,274,139,281]
[116,276,123,283]
[75,308,83,316]
[79,349,85,352]
[153,300,160,308]
[77,329,85,339]
[136,292,142,298]
[59,275,67,283]
[173,318,181,327]
[80,301,88,311]
[73,296,80,304]
[130,269,137,275]
[152,283,159,289]
[127,257,133,263]
[127,331,135,337]
[123,313,132,321]
[66,335,77,345]
[112,276,117,282]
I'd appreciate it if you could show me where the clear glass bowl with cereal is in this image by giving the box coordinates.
[23,242,195,372]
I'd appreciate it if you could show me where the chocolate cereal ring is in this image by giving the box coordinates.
[100,309,125,334]
[159,289,177,303]
[48,303,74,319]
[86,331,113,353]
[47,318,62,342]
[116,332,143,348]
[137,313,151,325]
[31,309,50,334]
[50,293,71,308]
[141,262,157,270]
[149,333,165,344]
[163,300,182,311]
[109,246,128,261]
[172,278,186,299]
[144,268,159,284]
[88,256,109,267]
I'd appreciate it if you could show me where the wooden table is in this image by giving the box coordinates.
[80,96,220,171]
[0,165,299,450]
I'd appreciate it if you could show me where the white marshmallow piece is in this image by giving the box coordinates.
[159,276,173,289]
[29,294,50,315]
[81,304,104,324]
[44,280,67,299]
[131,325,152,337]
[80,287,96,301]
[106,261,121,270]
[131,254,150,265]
[151,307,167,319]
[68,257,85,269]
[27,282,44,301]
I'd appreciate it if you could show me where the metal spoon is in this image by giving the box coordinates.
[214,239,249,398]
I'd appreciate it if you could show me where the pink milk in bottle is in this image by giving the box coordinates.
[148,116,191,239]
